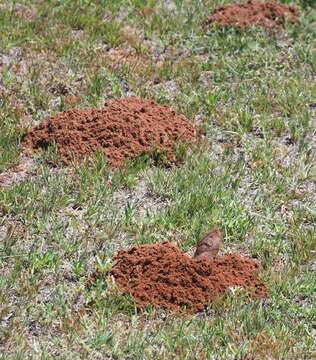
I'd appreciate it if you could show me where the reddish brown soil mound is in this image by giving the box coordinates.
[108,242,267,313]
[22,97,195,167]
[207,1,298,29]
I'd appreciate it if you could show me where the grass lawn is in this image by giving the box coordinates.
[0,0,315,358]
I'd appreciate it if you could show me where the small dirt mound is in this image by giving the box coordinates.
[206,1,298,29]
[22,97,195,167]
[108,242,267,313]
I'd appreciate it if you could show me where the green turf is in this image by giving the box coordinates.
[0,0,315,358]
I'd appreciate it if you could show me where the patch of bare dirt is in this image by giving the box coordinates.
[0,156,35,188]
[113,177,169,220]
[12,3,37,21]
[102,47,150,71]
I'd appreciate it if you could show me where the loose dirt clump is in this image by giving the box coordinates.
[207,1,298,29]
[22,97,195,167]
[108,242,267,313]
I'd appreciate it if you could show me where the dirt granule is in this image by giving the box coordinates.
[108,242,267,313]
[22,97,195,167]
[207,1,298,29]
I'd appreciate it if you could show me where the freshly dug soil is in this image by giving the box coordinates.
[22,97,195,167]
[108,242,267,313]
[207,1,298,29]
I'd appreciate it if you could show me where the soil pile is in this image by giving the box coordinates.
[207,1,298,29]
[108,242,267,312]
[22,97,195,167]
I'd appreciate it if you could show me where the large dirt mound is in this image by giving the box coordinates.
[207,1,298,29]
[108,242,267,313]
[22,97,195,167]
